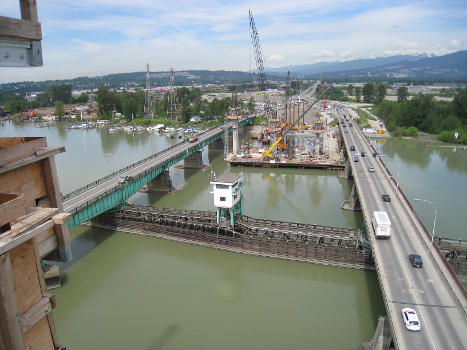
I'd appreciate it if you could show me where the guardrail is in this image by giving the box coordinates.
[63,117,253,201]
[63,116,254,204]
[359,123,467,299]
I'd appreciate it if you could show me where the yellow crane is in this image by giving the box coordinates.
[262,85,332,158]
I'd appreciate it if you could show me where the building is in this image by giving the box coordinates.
[0,137,71,349]
[190,115,201,123]
[210,173,244,226]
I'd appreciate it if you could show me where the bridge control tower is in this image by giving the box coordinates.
[210,173,244,226]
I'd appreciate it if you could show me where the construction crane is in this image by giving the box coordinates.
[248,9,275,120]
[262,85,332,158]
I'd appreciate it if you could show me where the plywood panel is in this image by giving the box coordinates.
[33,226,57,258]
[0,162,47,208]
[24,317,54,350]
[41,157,62,209]
[9,240,42,314]
[0,252,25,349]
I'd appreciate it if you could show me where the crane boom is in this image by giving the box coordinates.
[262,85,332,158]
[249,9,272,117]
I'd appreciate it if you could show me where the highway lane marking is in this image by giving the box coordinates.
[390,300,456,309]
[350,121,438,350]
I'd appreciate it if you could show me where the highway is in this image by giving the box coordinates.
[338,108,467,349]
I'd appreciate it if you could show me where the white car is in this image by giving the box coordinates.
[402,308,421,331]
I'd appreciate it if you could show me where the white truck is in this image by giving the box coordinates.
[372,211,391,239]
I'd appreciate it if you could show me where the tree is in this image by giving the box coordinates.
[3,94,28,114]
[55,101,64,120]
[96,86,117,118]
[355,87,362,102]
[376,83,387,103]
[346,84,354,96]
[75,93,89,104]
[45,84,72,105]
[452,89,467,125]
[362,82,375,103]
[33,93,50,108]
[248,97,255,114]
[397,86,409,103]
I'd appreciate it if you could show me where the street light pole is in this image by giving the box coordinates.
[414,198,437,244]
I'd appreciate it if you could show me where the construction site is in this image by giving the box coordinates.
[224,12,344,169]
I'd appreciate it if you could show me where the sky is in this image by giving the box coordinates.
[0,0,466,83]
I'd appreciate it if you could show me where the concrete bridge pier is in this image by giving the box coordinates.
[232,122,239,155]
[184,151,204,168]
[361,316,393,350]
[209,138,224,150]
[339,159,352,179]
[342,184,361,211]
[146,170,173,193]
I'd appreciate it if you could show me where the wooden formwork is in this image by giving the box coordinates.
[0,137,69,350]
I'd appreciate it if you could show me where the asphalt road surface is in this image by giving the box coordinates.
[338,107,467,350]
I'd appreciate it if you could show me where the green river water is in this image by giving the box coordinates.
[1,121,465,348]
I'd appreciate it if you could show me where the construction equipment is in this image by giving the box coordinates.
[248,10,276,124]
[262,85,332,158]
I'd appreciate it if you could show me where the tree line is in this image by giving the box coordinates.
[96,86,255,123]
[374,89,467,144]
[0,84,88,114]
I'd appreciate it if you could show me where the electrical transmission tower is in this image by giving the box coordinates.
[321,73,327,109]
[248,9,276,125]
[144,63,154,118]
[167,68,179,120]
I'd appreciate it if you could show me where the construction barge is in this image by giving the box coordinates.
[91,204,374,270]
[227,156,344,169]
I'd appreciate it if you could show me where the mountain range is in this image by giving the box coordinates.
[270,50,466,80]
[0,50,465,94]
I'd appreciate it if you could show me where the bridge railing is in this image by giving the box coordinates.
[63,116,253,202]
[360,124,467,299]
[62,124,225,201]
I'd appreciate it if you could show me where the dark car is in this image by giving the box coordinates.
[361,152,366,157]
[382,194,391,202]
[350,145,355,151]
[409,254,423,268]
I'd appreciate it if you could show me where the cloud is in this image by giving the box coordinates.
[267,54,285,63]
[0,0,465,83]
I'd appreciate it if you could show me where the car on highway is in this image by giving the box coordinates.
[350,145,355,151]
[382,194,391,202]
[409,254,423,268]
[401,308,421,331]
[118,175,134,184]
[368,166,375,172]
[353,155,359,162]
[361,152,366,157]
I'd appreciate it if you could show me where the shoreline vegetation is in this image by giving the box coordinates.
[2,81,466,145]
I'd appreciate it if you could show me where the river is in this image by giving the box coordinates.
[1,120,465,348]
